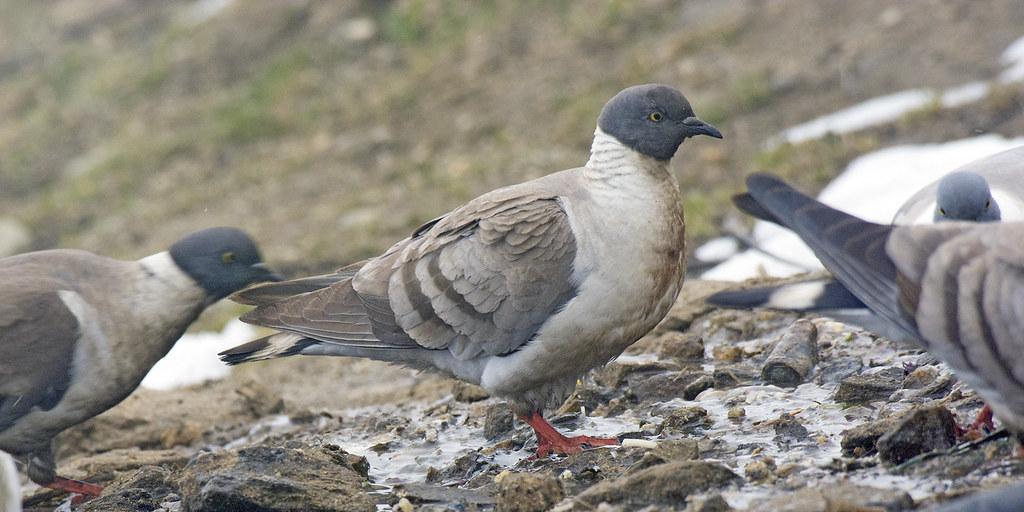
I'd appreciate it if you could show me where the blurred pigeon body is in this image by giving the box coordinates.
[735,173,1024,438]
[0,227,279,499]
[221,84,722,455]
[930,483,1024,512]
[708,147,1024,322]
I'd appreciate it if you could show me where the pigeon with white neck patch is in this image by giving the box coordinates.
[220,84,722,456]
[0,227,280,501]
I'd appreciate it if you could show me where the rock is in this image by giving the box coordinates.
[772,413,809,444]
[877,406,957,464]
[178,445,375,511]
[761,319,818,387]
[81,465,178,512]
[744,457,776,482]
[712,364,760,389]
[632,371,709,403]
[712,345,744,362]
[834,366,904,403]
[901,365,939,389]
[629,439,701,472]
[686,493,733,511]
[685,375,715,400]
[573,461,741,509]
[658,407,710,435]
[657,331,706,361]
[398,482,495,507]
[727,407,745,420]
[815,357,863,384]
[593,361,676,388]
[452,382,489,402]
[484,403,515,440]
[749,483,912,511]
[841,416,900,457]
[495,472,564,512]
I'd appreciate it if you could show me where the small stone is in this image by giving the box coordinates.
[496,473,564,512]
[559,470,574,480]
[761,319,818,387]
[815,357,863,384]
[834,366,904,403]
[484,403,515,440]
[772,413,809,443]
[394,497,414,512]
[686,493,733,512]
[424,428,438,444]
[658,407,710,435]
[744,457,776,482]
[684,375,715,400]
[750,483,911,512]
[901,366,938,389]
[593,361,674,388]
[452,382,489,402]
[658,332,706,361]
[574,461,741,508]
[727,407,745,420]
[712,364,760,389]
[712,346,743,362]
[877,406,957,464]
[632,371,709,403]
[841,416,901,457]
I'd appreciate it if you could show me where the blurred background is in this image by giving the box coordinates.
[2,0,1023,280]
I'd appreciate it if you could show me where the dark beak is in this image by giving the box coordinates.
[682,116,723,139]
[250,262,284,282]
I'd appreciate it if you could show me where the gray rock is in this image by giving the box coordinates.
[761,319,818,387]
[657,331,706,361]
[772,413,809,444]
[712,364,760,389]
[82,465,178,512]
[841,416,900,457]
[452,382,489,402]
[658,407,710,435]
[834,366,904,403]
[632,371,710,403]
[749,483,913,511]
[815,357,863,384]
[178,445,375,512]
[629,439,701,473]
[877,406,957,465]
[496,472,564,512]
[484,403,515,440]
[573,461,741,509]
[686,493,733,512]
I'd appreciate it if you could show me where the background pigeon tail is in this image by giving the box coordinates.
[707,279,866,311]
[743,173,918,340]
[732,192,782,225]
[218,332,316,365]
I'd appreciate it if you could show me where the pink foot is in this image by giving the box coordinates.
[957,404,994,441]
[521,412,619,457]
[45,475,103,504]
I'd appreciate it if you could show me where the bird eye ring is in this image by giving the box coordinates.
[648,112,663,122]
[222,251,236,264]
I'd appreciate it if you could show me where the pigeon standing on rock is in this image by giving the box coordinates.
[0,227,280,500]
[708,146,1024,319]
[220,84,722,456]
[729,173,1024,446]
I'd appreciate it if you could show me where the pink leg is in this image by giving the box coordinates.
[44,475,103,503]
[957,404,994,441]
[521,412,619,457]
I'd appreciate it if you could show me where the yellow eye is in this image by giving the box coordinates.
[221,251,236,264]
[648,112,663,122]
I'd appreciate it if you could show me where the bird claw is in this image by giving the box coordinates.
[956,404,994,441]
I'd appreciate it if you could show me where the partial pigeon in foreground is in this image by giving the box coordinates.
[733,173,1024,443]
[708,146,1024,323]
[930,483,1024,512]
[0,227,280,500]
[221,84,722,456]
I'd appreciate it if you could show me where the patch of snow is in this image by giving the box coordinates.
[694,236,740,263]
[999,34,1024,83]
[772,89,935,145]
[141,320,256,390]
[703,135,1024,282]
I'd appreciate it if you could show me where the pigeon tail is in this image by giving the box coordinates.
[218,332,316,365]
[742,173,918,340]
[707,278,865,311]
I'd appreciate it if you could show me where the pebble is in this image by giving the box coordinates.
[877,406,957,464]
[658,331,706,360]
[761,319,818,387]
[727,407,745,420]
[394,497,414,512]
[834,366,904,403]
[496,472,564,512]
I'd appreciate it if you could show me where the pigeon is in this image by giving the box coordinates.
[0,227,280,500]
[707,146,1024,318]
[220,84,722,456]
[730,173,1024,444]
[1,452,18,512]
[930,483,1024,512]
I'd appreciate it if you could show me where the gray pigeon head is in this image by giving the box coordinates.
[934,171,1001,222]
[169,227,282,300]
[597,84,722,161]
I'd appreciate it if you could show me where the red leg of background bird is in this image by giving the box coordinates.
[521,412,619,457]
[44,476,103,501]
[957,404,995,441]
